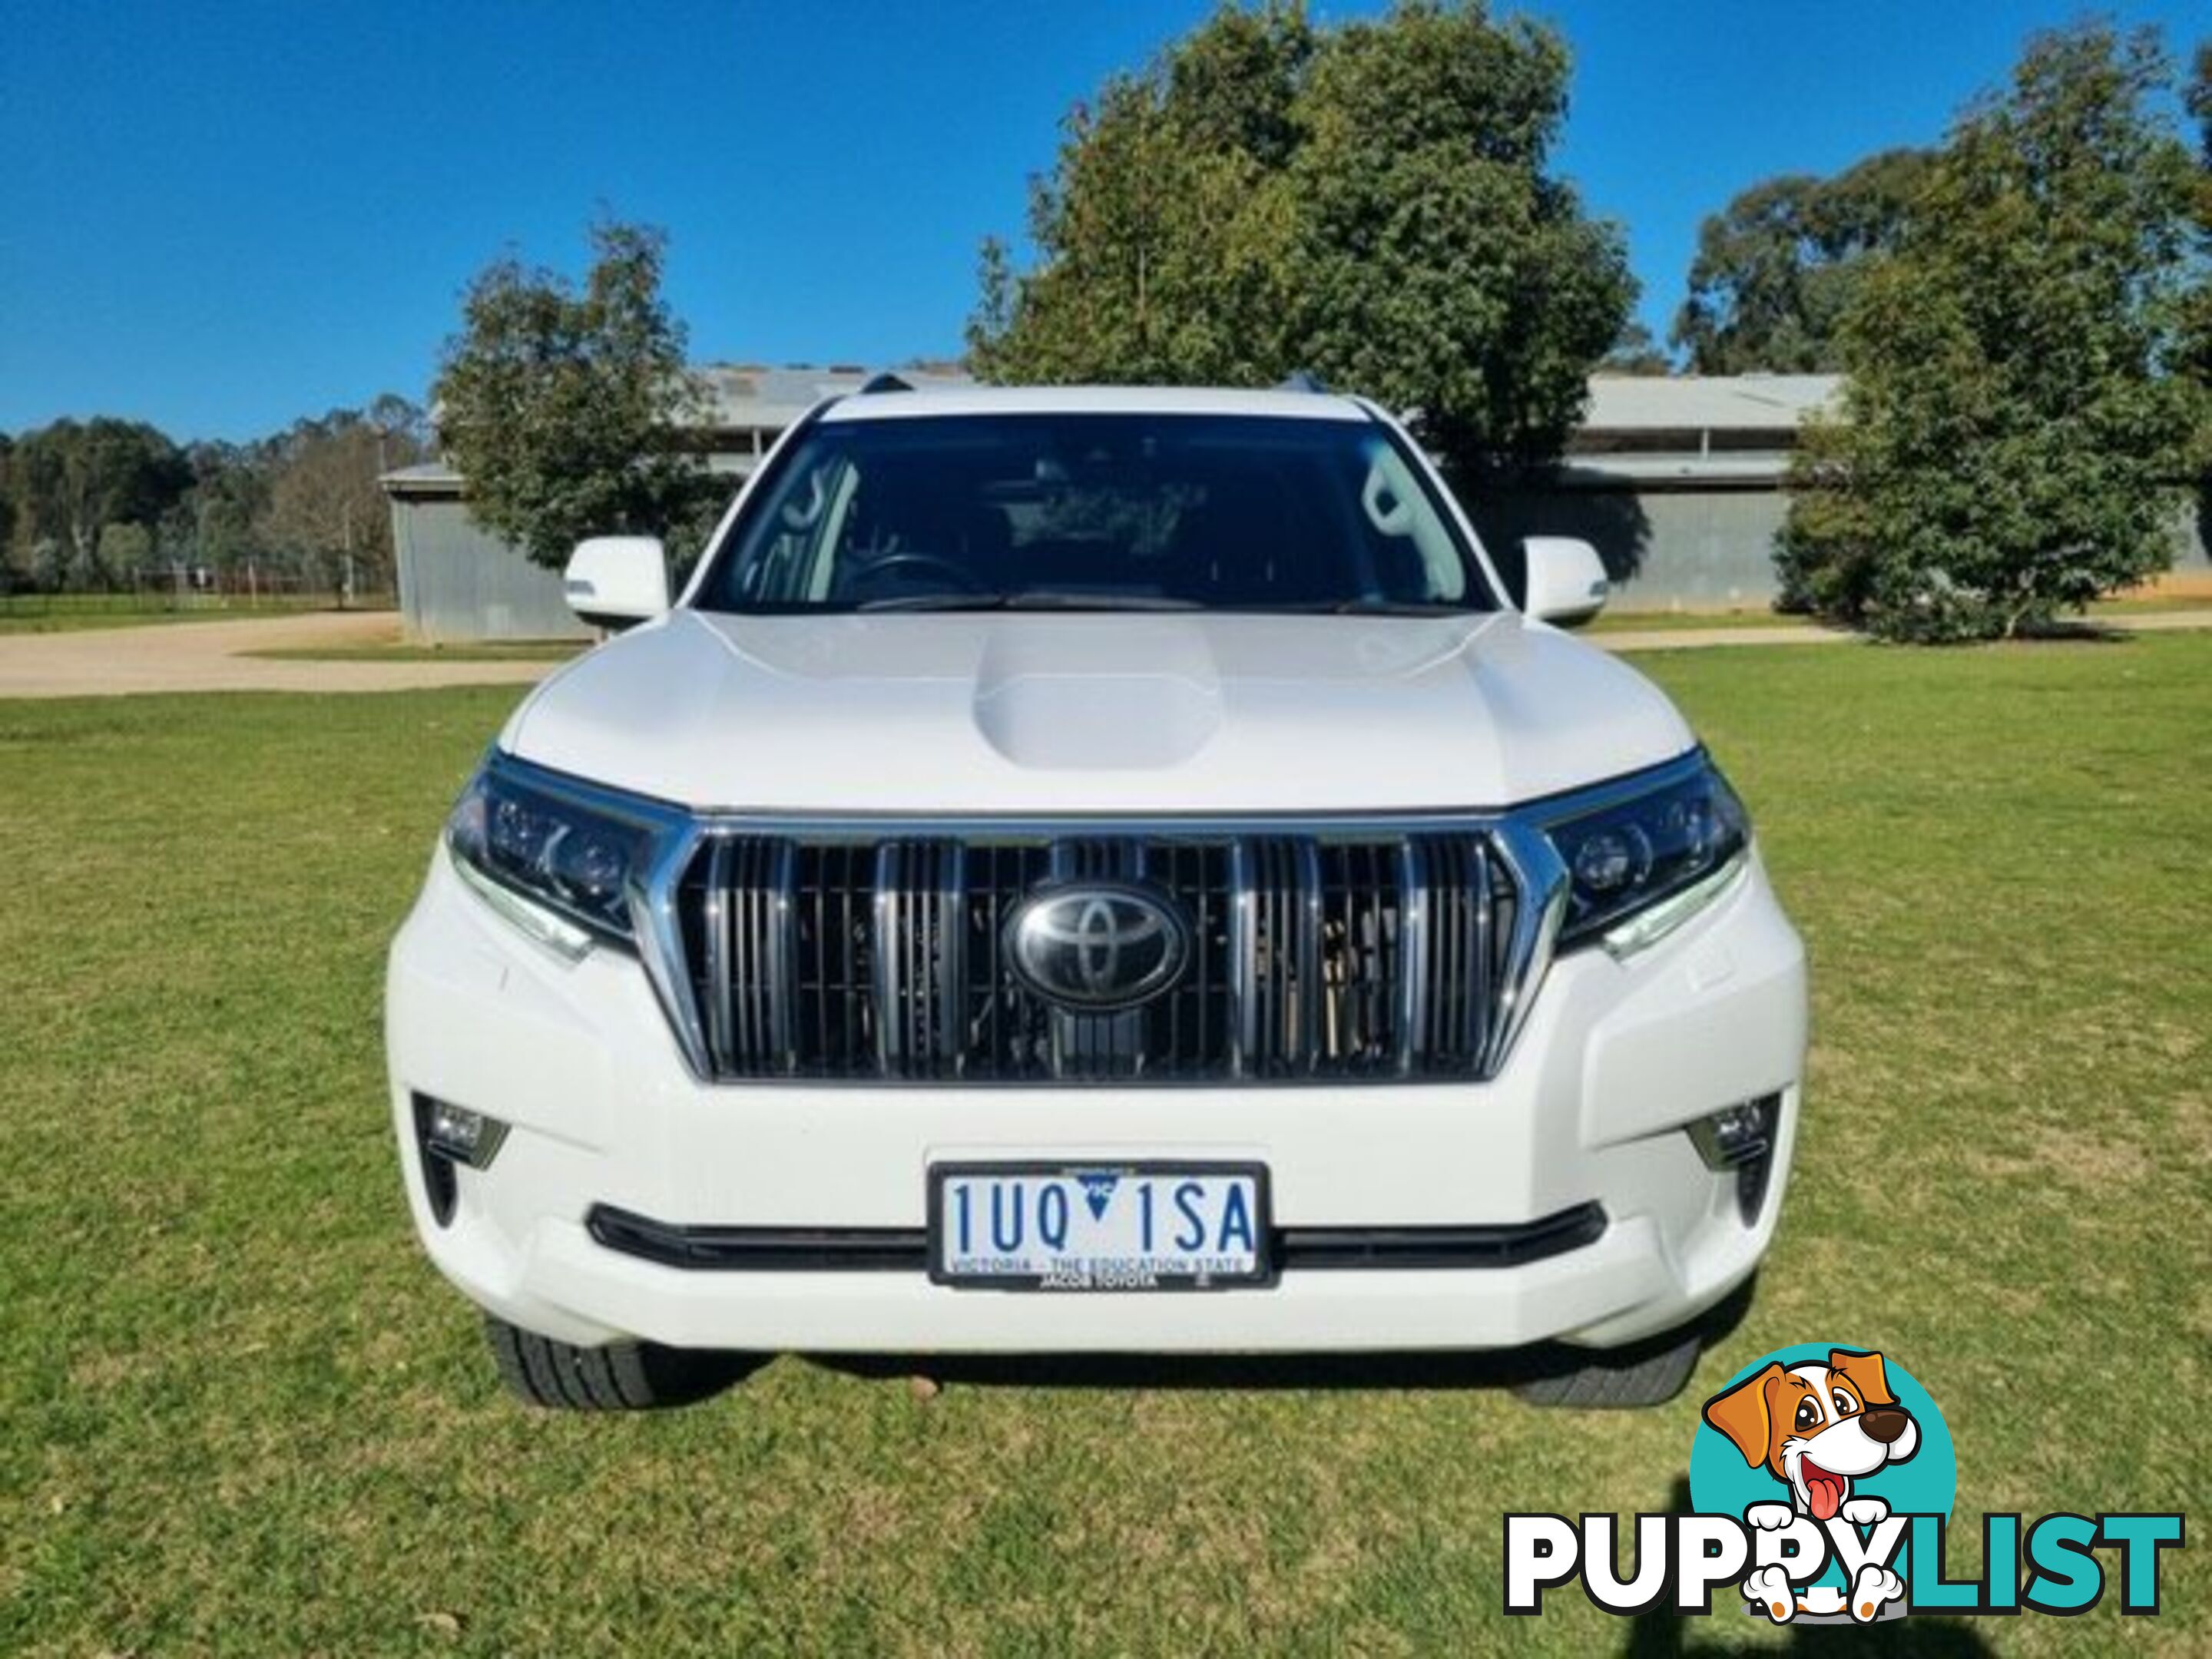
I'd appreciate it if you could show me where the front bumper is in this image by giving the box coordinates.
[386,846,1807,1353]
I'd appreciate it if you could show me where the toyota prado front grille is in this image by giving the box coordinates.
[668,823,1540,1084]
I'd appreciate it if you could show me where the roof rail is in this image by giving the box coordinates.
[1277,370,1330,394]
[857,372,913,394]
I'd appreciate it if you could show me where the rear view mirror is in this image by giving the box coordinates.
[1520,536,1609,627]
[565,536,669,630]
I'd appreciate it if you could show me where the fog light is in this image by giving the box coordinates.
[422,1097,509,1167]
[410,1094,508,1230]
[1687,1093,1780,1225]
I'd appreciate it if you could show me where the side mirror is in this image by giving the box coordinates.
[1520,536,1609,627]
[564,536,669,629]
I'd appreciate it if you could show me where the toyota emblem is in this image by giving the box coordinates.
[1006,883,1191,1011]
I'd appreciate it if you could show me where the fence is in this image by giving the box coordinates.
[0,577,396,621]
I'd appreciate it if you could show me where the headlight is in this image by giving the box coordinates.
[1542,757,1750,955]
[445,753,674,953]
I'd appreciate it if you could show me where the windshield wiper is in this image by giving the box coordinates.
[851,594,1010,612]
[853,591,1202,614]
[1259,599,1486,618]
[998,592,1201,611]
[849,593,1467,616]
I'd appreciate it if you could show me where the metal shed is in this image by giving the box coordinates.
[384,463,589,643]
[1474,375,1845,611]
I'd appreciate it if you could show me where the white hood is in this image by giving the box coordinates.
[499,609,1695,813]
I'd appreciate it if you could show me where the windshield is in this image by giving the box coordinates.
[695,412,1495,614]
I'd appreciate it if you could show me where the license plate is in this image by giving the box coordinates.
[929,1163,1271,1290]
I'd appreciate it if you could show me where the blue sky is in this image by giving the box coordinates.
[3,1,2203,442]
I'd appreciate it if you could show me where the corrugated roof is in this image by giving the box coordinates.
[1582,374,1840,431]
[1554,455,1793,489]
[693,366,1840,433]
[380,453,754,497]
[386,369,1846,496]
[698,363,975,429]
[380,461,463,495]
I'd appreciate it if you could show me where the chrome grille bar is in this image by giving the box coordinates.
[696,836,797,1075]
[1228,837,1258,1075]
[756,838,797,1069]
[700,836,733,1071]
[872,839,969,1075]
[933,840,966,1066]
[1291,837,1323,1070]
[1396,837,1430,1076]
[871,842,909,1075]
[1413,831,1494,1071]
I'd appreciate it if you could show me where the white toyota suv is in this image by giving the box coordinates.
[386,382,1806,1409]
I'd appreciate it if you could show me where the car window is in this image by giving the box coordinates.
[700,412,1492,614]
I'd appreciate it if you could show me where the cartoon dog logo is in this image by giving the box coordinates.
[1702,1347,1921,1623]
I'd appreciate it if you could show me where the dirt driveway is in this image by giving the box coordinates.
[0,612,561,699]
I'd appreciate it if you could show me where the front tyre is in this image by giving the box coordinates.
[1512,1327,1704,1409]
[484,1316,749,1410]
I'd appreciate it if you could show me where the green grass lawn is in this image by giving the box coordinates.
[1584,608,1815,634]
[2088,592,2212,615]
[242,641,585,664]
[3,637,2207,1654]
[1586,593,2212,635]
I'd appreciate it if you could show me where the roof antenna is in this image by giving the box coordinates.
[857,372,913,394]
[1277,370,1330,394]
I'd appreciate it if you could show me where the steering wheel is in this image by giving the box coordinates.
[849,551,993,594]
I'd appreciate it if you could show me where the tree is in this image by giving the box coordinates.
[1671,148,1930,374]
[2181,42,2211,519]
[97,522,154,584]
[968,5,1313,390]
[968,0,1633,480]
[1777,23,2204,641]
[257,404,424,590]
[366,392,430,462]
[178,441,270,576]
[434,221,717,570]
[1600,320,1671,376]
[0,435,15,577]
[8,418,192,588]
